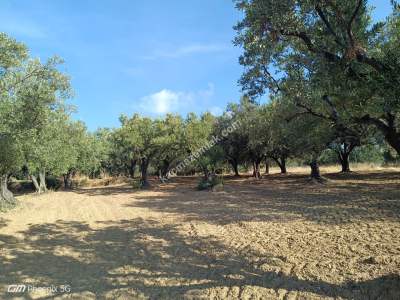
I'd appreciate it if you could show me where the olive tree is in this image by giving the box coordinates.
[234,0,400,156]
[120,114,168,187]
[0,33,71,202]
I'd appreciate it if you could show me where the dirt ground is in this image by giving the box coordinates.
[0,170,399,299]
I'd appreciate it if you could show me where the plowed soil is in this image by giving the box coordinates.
[1,171,399,299]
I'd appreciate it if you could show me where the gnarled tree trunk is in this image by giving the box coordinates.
[161,159,170,178]
[129,159,137,178]
[39,170,48,193]
[252,160,261,179]
[140,157,150,188]
[273,156,287,174]
[337,142,355,173]
[358,113,400,156]
[0,175,16,206]
[63,170,74,189]
[31,175,41,193]
[265,159,269,174]
[338,151,351,173]
[229,159,240,177]
[310,159,322,181]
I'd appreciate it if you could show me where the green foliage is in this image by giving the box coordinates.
[197,175,224,191]
[2,7,400,199]
[0,134,23,176]
[45,176,63,190]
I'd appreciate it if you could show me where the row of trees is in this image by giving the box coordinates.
[233,0,400,174]
[99,96,391,186]
[1,0,399,204]
[0,33,105,205]
[101,0,400,185]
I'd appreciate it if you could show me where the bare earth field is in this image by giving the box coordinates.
[0,169,400,299]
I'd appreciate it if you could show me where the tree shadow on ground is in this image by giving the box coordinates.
[120,172,400,225]
[0,219,398,299]
[72,185,136,197]
[70,178,163,197]
[0,218,9,229]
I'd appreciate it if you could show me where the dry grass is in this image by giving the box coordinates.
[0,169,399,299]
[260,163,400,175]
[74,176,132,188]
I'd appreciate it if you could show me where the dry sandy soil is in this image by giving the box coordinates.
[0,170,399,299]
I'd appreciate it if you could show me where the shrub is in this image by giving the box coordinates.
[197,175,223,191]
[197,179,211,190]
[46,176,63,190]
[8,180,35,192]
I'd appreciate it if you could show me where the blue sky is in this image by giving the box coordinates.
[0,0,393,130]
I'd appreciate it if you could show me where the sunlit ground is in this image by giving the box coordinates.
[1,167,399,299]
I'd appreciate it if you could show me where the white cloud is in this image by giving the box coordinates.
[140,89,188,114]
[138,84,215,115]
[143,43,230,60]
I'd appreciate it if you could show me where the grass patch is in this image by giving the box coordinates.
[0,197,18,212]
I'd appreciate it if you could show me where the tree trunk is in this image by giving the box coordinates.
[0,175,16,206]
[202,166,210,181]
[310,159,322,180]
[273,156,287,174]
[358,114,400,156]
[22,165,29,180]
[140,157,150,188]
[265,159,269,174]
[385,131,400,156]
[39,170,48,193]
[229,159,240,177]
[279,156,287,174]
[63,170,73,189]
[252,160,261,179]
[31,175,41,193]
[129,159,137,178]
[338,152,351,172]
[161,159,170,178]
[337,142,355,173]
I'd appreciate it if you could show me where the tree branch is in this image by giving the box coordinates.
[347,0,363,46]
[355,114,390,134]
[261,65,281,93]
[322,95,339,120]
[294,98,333,121]
[280,29,341,62]
[315,4,345,48]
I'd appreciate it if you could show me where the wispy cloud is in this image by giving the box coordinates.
[138,84,215,115]
[142,43,230,60]
[0,15,46,39]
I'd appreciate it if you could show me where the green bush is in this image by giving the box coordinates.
[197,179,211,190]
[8,180,34,192]
[46,176,63,190]
[197,175,223,191]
